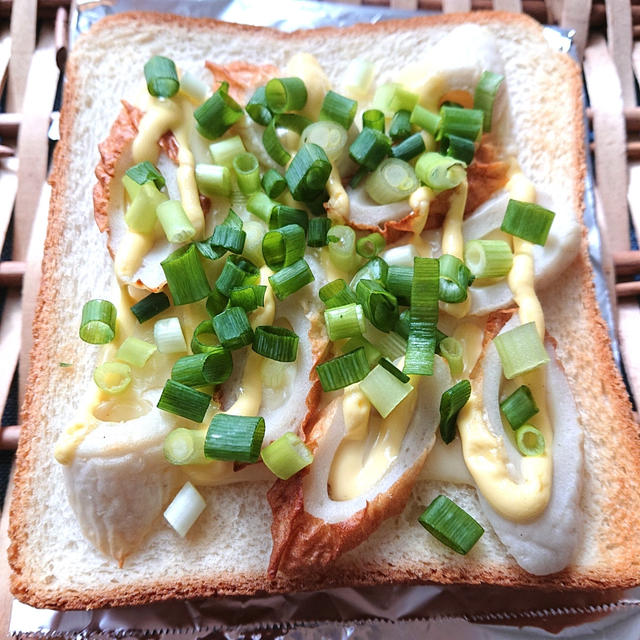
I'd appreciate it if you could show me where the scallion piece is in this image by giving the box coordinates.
[307,217,332,247]
[268,258,315,300]
[204,413,265,463]
[404,257,439,376]
[316,346,370,392]
[262,224,306,270]
[473,70,504,132]
[194,82,243,139]
[247,193,277,225]
[116,336,156,368]
[144,55,179,98]
[410,105,441,136]
[79,299,117,344]
[212,306,254,350]
[265,77,307,113]
[163,429,208,466]
[242,221,266,267]
[356,232,385,259]
[319,278,358,309]
[350,256,388,290]
[206,289,228,318]
[349,128,391,171]
[365,157,418,204]
[415,152,466,192]
[324,303,365,341]
[163,482,206,537]
[493,322,550,379]
[130,291,170,324]
[443,134,475,165]
[439,106,484,142]
[125,161,165,190]
[464,239,513,279]
[362,319,407,361]
[418,495,484,554]
[386,265,412,306]
[93,362,131,395]
[161,244,211,305]
[342,335,382,367]
[172,349,233,387]
[362,109,385,132]
[396,311,447,347]
[191,319,219,354]
[262,117,291,166]
[252,325,299,362]
[156,200,196,244]
[230,152,259,195]
[378,357,410,383]
[217,254,260,293]
[157,379,210,423]
[124,181,167,233]
[154,317,187,354]
[320,90,357,129]
[209,136,246,167]
[389,132,426,162]
[438,254,474,304]
[373,83,418,115]
[230,284,266,313]
[261,168,287,198]
[500,385,540,430]
[285,143,332,202]
[122,174,141,201]
[180,71,208,103]
[360,362,413,418]
[342,58,375,98]
[261,432,313,480]
[356,278,399,333]
[501,199,555,246]
[210,223,246,256]
[515,424,545,456]
[438,337,464,377]
[389,109,412,141]
[269,205,309,232]
[246,86,272,126]
[326,224,358,273]
[195,164,232,198]
[301,120,348,162]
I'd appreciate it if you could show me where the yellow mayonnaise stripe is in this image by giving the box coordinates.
[326,163,349,224]
[408,186,433,236]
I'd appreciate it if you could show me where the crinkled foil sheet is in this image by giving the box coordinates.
[10,0,633,637]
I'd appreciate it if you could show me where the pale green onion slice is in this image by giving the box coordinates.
[122,174,141,201]
[327,225,358,273]
[341,58,374,99]
[493,322,550,380]
[418,495,484,555]
[464,239,513,278]
[356,232,385,259]
[415,152,466,192]
[473,70,504,132]
[268,258,315,300]
[439,106,484,142]
[164,482,206,537]
[171,349,233,386]
[410,105,441,136]
[350,257,388,290]
[157,379,210,423]
[515,424,545,456]
[125,161,166,190]
[362,109,385,132]
[342,335,381,368]
[373,83,418,115]
[154,317,187,354]
[324,303,365,341]
[252,326,299,362]
[195,164,232,198]
[80,299,117,344]
[247,192,277,223]
[500,385,539,430]
[209,136,246,167]
[320,90,357,129]
[265,77,307,113]
[194,82,243,140]
[233,152,261,195]
[191,319,219,354]
[144,55,179,98]
[365,158,418,204]
[360,362,413,418]
[242,221,267,266]
[316,347,370,392]
[93,362,131,395]
[438,254,474,303]
[116,337,156,368]
[124,181,167,234]
[285,143,332,202]
[163,428,208,465]
[301,121,348,163]
[204,413,265,463]
[161,245,211,305]
[501,199,555,246]
[319,278,358,309]
[389,109,411,141]
[213,306,254,350]
[362,319,407,361]
[438,337,463,377]
[179,71,208,103]
[261,432,313,480]
[262,224,306,270]
[130,291,170,324]
[439,379,471,444]
[156,200,196,244]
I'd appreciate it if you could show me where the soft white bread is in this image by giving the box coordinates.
[9,11,640,610]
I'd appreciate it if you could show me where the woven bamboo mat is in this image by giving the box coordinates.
[0,0,638,635]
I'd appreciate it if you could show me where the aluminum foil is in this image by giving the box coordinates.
[10,0,632,636]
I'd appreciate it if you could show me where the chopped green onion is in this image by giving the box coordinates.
[378,357,410,383]
[154,317,187,354]
[386,266,412,306]
[324,303,365,341]
[246,86,272,126]
[501,199,555,246]
[144,55,179,98]
[500,385,539,430]
[156,200,196,244]
[410,105,441,136]
[373,83,418,115]
[320,90,357,129]
[350,166,369,189]
[438,254,474,304]
[319,278,358,308]
[163,429,208,466]
[125,161,165,189]
[195,164,232,198]
[93,362,131,395]
[242,221,267,267]
[326,224,358,273]
[172,349,232,386]
[130,291,170,324]
[307,217,332,247]
[443,134,475,165]
[116,336,156,368]
[362,109,385,132]
[124,181,167,234]
[356,232,385,259]
[261,168,287,198]
[269,205,309,232]
[217,255,261,295]
[121,174,141,201]
[342,335,381,367]
[316,347,370,392]
[206,289,229,318]
[349,128,391,171]
[262,224,306,270]
[191,319,219,354]
[389,109,412,141]
[161,244,211,305]
[180,71,208,103]
[209,136,246,167]
[342,58,375,98]
[404,257,439,376]
[194,82,243,139]
[265,77,307,113]
[493,322,550,380]
[262,117,291,166]
[365,158,418,204]
[389,132,426,162]
[204,413,265,463]
[515,424,545,456]
[464,239,513,279]
[301,121,348,162]
[286,143,332,202]
[394,308,411,340]
[163,482,206,537]
[356,278,399,333]
[252,325,299,362]
[360,362,413,418]
[79,299,117,344]
[230,284,266,313]
[210,224,246,256]
[212,306,254,350]
[247,192,277,224]
[362,320,407,361]
[415,152,466,192]
[439,106,484,142]
[473,70,504,132]
[418,495,484,554]
[268,258,315,300]
[438,337,463,377]
[350,256,388,290]
[261,432,313,480]
[158,379,210,423]
[232,152,261,195]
